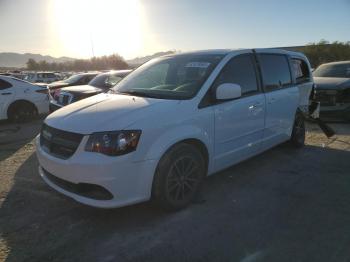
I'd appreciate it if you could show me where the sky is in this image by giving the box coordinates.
[0,0,349,59]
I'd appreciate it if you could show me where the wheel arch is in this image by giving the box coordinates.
[150,137,210,208]
[7,99,38,118]
[177,138,209,171]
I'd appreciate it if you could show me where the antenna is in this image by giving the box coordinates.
[90,32,95,58]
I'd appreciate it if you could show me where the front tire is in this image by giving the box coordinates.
[8,102,37,123]
[290,112,305,148]
[152,143,206,211]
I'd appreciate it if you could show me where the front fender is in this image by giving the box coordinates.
[143,124,213,172]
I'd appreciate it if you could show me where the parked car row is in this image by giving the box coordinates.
[0,70,131,122]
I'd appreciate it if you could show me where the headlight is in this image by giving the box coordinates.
[85,130,141,156]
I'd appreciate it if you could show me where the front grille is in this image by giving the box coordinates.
[315,90,338,106]
[40,124,83,159]
[43,168,113,200]
[58,93,73,105]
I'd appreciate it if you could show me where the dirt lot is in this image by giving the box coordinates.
[0,120,350,262]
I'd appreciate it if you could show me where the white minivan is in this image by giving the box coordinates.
[36,49,313,210]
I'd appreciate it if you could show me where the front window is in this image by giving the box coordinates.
[113,54,224,99]
[63,74,83,84]
[313,63,350,78]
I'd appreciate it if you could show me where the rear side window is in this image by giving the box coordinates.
[77,76,87,84]
[258,54,292,91]
[214,54,259,95]
[0,79,13,90]
[292,58,310,84]
[44,73,56,78]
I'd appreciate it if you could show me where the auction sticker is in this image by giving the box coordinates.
[185,62,211,68]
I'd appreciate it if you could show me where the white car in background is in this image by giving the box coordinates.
[36,49,313,210]
[0,76,49,122]
[24,72,59,83]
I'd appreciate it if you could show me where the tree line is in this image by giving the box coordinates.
[25,40,350,71]
[26,54,129,71]
[292,40,350,68]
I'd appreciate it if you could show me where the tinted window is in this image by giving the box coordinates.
[82,75,96,84]
[292,58,310,84]
[89,74,108,88]
[313,63,350,78]
[0,79,13,90]
[44,73,56,78]
[64,74,84,84]
[214,55,259,95]
[259,54,292,91]
[79,76,89,84]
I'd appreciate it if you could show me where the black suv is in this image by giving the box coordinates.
[313,61,350,121]
[49,70,131,112]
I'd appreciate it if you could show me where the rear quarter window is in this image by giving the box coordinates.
[291,58,310,84]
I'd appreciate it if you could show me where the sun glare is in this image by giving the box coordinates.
[50,0,144,59]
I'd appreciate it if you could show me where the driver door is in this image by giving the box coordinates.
[213,54,266,171]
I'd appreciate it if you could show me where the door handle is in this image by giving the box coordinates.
[1,92,12,95]
[268,98,276,104]
[249,102,262,110]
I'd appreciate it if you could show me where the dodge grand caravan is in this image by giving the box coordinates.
[36,49,313,210]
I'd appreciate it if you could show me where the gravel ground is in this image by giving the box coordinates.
[0,120,350,262]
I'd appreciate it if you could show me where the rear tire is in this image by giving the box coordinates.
[152,143,206,211]
[8,102,37,123]
[290,112,305,148]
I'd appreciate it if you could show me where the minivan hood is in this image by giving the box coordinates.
[45,93,179,134]
[314,77,350,90]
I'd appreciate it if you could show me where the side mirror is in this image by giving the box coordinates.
[216,83,242,100]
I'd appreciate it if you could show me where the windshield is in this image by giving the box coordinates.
[63,74,83,84]
[88,74,108,88]
[313,63,350,78]
[113,54,224,99]
[88,74,123,88]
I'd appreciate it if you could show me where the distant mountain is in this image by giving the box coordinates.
[0,51,176,69]
[0,52,75,68]
[127,51,175,67]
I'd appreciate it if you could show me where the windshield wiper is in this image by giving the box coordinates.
[118,90,163,99]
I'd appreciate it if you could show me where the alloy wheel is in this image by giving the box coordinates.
[166,156,201,203]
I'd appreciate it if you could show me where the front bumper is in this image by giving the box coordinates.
[35,135,157,208]
[319,105,350,121]
[315,89,350,120]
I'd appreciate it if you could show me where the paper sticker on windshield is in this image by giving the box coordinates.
[185,62,211,68]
